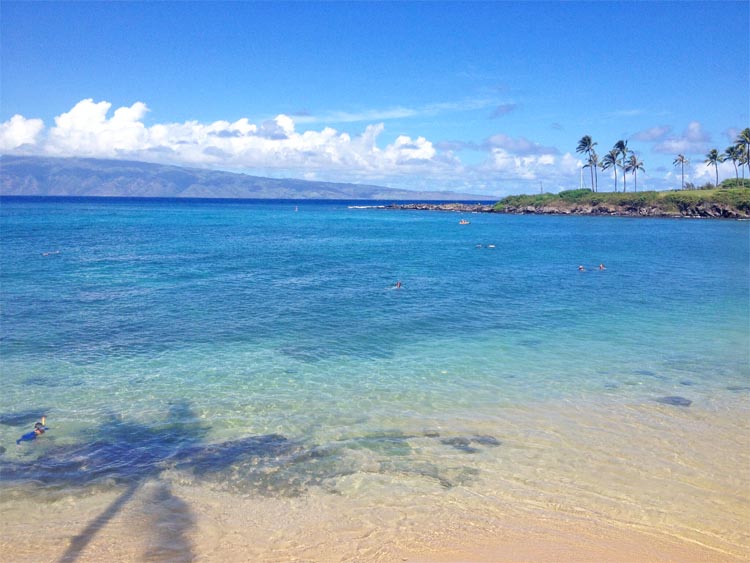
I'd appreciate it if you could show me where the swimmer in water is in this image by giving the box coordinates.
[578,265,585,271]
[395,281,402,288]
[599,263,606,270]
[16,416,48,445]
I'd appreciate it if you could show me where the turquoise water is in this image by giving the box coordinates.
[2,196,748,447]
[1,197,749,556]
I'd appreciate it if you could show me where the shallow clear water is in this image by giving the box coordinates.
[1,197,749,558]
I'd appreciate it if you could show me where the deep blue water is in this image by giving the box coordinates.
[1,196,748,495]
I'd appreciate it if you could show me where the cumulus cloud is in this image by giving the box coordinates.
[0,114,45,151]
[654,121,710,154]
[479,133,578,183]
[690,158,738,183]
[2,99,445,175]
[0,98,585,194]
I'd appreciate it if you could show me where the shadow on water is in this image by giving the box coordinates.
[0,400,297,562]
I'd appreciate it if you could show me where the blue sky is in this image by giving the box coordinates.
[1,1,748,196]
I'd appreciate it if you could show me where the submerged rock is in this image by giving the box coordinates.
[441,437,479,453]
[656,396,692,407]
[440,435,502,452]
[472,435,501,447]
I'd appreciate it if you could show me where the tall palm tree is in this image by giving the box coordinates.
[624,152,645,192]
[704,149,723,188]
[735,128,750,186]
[614,140,628,192]
[601,149,619,192]
[738,144,749,187]
[576,135,597,191]
[673,154,688,189]
[724,145,741,183]
[590,149,600,193]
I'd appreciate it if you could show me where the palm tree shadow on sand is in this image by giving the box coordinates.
[1,400,299,563]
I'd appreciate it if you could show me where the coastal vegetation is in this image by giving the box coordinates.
[492,184,750,218]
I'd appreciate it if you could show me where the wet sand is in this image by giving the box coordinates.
[1,480,744,563]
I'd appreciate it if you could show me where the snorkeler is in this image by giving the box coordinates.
[16,416,48,445]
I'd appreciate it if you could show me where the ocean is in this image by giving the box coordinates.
[1,196,748,561]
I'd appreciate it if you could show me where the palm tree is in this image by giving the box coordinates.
[601,149,619,192]
[735,128,750,186]
[590,149,600,192]
[624,152,645,192]
[673,154,688,189]
[614,140,628,192]
[738,144,749,187]
[724,145,741,184]
[576,135,597,191]
[704,149,723,188]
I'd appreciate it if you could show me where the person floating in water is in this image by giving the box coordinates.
[395,281,402,288]
[599,263,606,270]
[16,416,48,445]
[578,265,585,271]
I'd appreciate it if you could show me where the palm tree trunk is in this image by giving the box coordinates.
[681,163,684,189]
[634,170,637,192]
[614,168,618,192]
[715,164,719,187]
[594,170,599,192]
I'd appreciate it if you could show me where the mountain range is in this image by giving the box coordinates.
[0,155,495,201]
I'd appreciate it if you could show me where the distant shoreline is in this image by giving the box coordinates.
[385,187,750,219]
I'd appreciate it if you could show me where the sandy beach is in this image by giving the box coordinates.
[1,480,745,563]
[2,398,748,563]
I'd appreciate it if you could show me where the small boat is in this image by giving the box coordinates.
[459,219,470,225]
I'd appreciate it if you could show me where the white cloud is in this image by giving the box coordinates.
[0,114,45,150]
[632,125,671,142]
[691,158,739,184]
[46,99,149,156]
[481,147,579,182]
[0,98,644,195]
[653,121,710,154]
[484,133,559,155]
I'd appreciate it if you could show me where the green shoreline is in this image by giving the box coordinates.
[388,187,750,219]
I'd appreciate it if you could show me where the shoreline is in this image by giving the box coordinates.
[383,201,750,219]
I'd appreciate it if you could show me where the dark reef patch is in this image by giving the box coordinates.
[656,396,692,407]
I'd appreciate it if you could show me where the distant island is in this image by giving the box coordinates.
[0,155,496,201]
[387,185,750,219]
